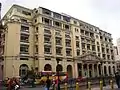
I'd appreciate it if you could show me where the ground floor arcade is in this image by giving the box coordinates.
[0,54,117,79]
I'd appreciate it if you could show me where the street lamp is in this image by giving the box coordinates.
[56,59,60,90]
[100,61,106,86]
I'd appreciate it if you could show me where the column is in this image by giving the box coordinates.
[87,64,89,77]
[97,64,99,77]
[92,64,95,77]
[82,63,84,77]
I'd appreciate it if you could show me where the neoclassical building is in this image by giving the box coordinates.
[0,4,116,80]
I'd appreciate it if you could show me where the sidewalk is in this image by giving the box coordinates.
[86,84,118,90]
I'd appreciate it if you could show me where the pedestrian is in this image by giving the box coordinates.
[7,78,16,90]
[46,76,51,90]
[115,71,120,88]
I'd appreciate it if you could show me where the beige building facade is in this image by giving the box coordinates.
[0,4,116,79]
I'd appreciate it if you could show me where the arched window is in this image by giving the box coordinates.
[56,64,63,72]
[44,64,52,71]
[67,65,73,78]
[19,64,29,77]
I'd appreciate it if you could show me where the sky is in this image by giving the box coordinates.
[0,0,120,45]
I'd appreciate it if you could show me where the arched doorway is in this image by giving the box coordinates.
[98,64,101,76]
[56,64,63,72]
[94,64,97,77]
[89,64,92,77]
[67,65,73,78]
[19,64,29,77]
[83,64,87,77]
[113,66,115,74]
[44,64,52,71]
[77,63,82,77]
[104,66,107,75]
[108,66,111,75]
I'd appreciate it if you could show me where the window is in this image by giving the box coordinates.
[81,30,84,34]
[85,31,89,36]
[56,37,62,45]
[74,21,77,24]
[20,44,29,54]
[102,47,105,53]
[42,17,52,25]
[20,34,29,43]
[35,45,38,53]
[63,16,70,22]
[35,27,38,33]
[97,42,99,45]
[76,41,79,48]
[44,36,51,43]
[75,36,79,40]
[56,47,62,55]
[45,58,51,60]
[35,19,37,23]
[65,34,71,38]
[107,55,110,60]
[53,13,61,19]
[64,24,69,29]
[109,39,111,42]
[106,49,109,53]
[77,50,80,56]
[20,57,29,60]
[102,54,106,59]
[92,45,96,51]
[82,43,85,49]
[22,11,31,16]
[65,39,71,47]
[105,38,107,41]
[66,49,71,56]
[55,31,61,36]
[97,46,100,52]
[44,29,51,34]
[44,46,51,54]
[87,44,90,50]
[54,21,62,27]
[75,28,79,32]
[42,8,51,15]
[21,26,29,32]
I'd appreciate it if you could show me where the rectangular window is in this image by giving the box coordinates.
[56,47,62,55]
[66,49,71,56]
[42,8,51,15]
[20,57,29,60]
[20,34,29,42]
[44,46,51,54]
[22,11,31,16]
[53,13,61,19]
[21,26,29,32]
[76,41,79,48]
[20,44,29,54]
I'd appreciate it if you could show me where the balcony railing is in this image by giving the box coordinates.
[20,40,29,43]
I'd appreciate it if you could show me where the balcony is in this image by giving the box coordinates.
[44,41,51,45]
[44,29,51,36]
[44,52,52,55]
[20,40,29,44]
[20,52,29,56]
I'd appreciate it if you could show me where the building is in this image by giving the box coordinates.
[0,4,116,79]
[114,40,120,70]
[117,38,120,55]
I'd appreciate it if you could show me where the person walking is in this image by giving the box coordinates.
[115,71,120,88]
[46,76,51,90]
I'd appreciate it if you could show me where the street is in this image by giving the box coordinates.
[19,84,119,90]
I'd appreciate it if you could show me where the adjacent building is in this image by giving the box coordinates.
[0,4,116,79]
